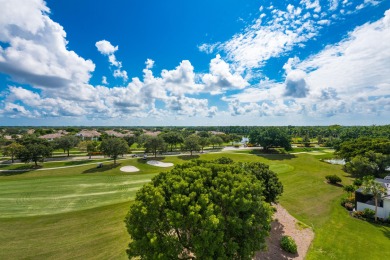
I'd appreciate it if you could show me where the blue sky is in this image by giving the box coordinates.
[0,0,389,126]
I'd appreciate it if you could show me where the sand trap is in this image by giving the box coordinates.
[120,166,140,172]
[147,160,174,167]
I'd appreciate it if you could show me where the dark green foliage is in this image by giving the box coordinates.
[17,143,53,166]
[344,152,390,177]
[249,127,292,151]
[280,235,297,254]
[362,208,376,219]
[55,136,80,156]
[123,135,136,147]
[241,161,283,203]
[336,138,390,160]
[343,184,356,194]
[161,132,183,151]
[2,142,24,163]
[183,134,200,155]
[126,159,276,259]
[302,135,311,147]
[214,157,233,164]
[325,175,342,184]
[353,178,363,187]
[198,137,210,152]
[208,135,223,149]
[144,136,166,157]
[100,138,129,164]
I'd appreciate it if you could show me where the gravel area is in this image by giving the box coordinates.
[254,204,314,260]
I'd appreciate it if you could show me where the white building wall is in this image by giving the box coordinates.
[356,202,386,219]
[384,199,390,220]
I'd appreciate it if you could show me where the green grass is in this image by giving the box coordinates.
[0,174,155,217]
[0,202,130,260]
[306,199,390,259]
[0,151,388,259]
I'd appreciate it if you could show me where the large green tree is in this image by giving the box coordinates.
[17,143,53,166]
[198,137,210,153]
[144,136,166,157]
[183,134,200,155]
[100,138,129,164]
[208,135,223,149]
[161,132,183,152]
[2,142,24,163]
[361,176,387,221]
[55,136,80,157]
[240,161,283,203]
[126,159,274,259]
[249,127,292,151]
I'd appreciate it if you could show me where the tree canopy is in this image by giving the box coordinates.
[17,143,52,166]
[2,142,24,163]
[249,127,292,151]
[126,158,282,259]
[144,136,166,157]
[55,135,80,156]
[183,134,200,155]
[336,137,390,160]
[100,138,129,164]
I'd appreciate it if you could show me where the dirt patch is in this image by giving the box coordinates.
[254,204,314,260]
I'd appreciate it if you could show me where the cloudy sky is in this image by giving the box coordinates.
[0,0,389,126]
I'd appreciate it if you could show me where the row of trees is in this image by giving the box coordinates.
[0,130,238,165]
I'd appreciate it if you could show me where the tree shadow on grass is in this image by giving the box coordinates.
[137,157,166,164]
[255,154,296,161]
[380,225,390,240]
[63,160,93,166]
[254,220,298,260]
[178,155,200,161]
[0,164,41,176]
[0,170,31,176]
[82,163,121,174]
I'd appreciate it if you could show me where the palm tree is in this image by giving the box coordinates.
[361,176,387,221]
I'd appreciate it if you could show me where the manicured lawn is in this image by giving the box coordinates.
[0,174,155,217]
[306,199,390,259]
[0,202,131,260]
[0,151,388,259]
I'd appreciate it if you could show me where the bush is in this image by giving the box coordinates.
[344,202,355,211]
[353,178,363,187]
[325,174,342,184]
[214,157,233,164]
[363,208,375,219]
[352,210,365,219]
[280,235,298,254]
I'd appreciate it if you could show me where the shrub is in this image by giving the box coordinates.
[280,235,297,254]
[214,157,234,164]
[344,202,355,211]
[353,178,363,187]
[352,210,364,219]
[362,208,375,219]
[325,174,342,184]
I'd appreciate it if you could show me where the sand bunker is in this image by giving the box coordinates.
[147,160,174,167]
[120,166,140,172]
